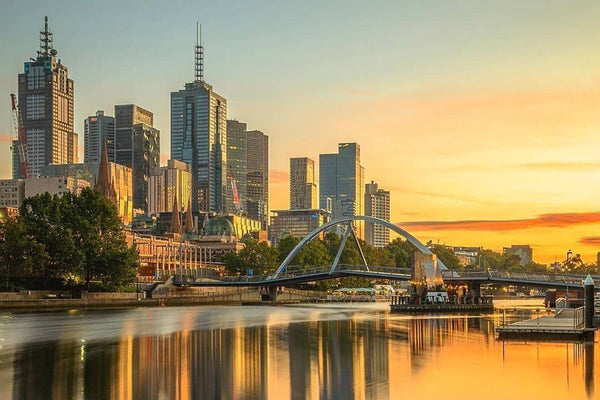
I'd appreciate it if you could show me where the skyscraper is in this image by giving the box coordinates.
[319,143,365,237]
[246,130,268,228]
[364,181,390,247]
[84,110,115,163]
[226,120,247,214]
[171,25,227,213]
[290,157,317,209]
[14,17,77,178]
[114,104,160,212]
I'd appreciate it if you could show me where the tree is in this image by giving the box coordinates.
[385,238,416,268]
[276,235,300,263]
[19,193,77,287]
[297,239,332,266]
[430,244,462,271]
[7,189,138,290]
[0,217,47,291]
[63,189,137,289]
[223,239,279,276]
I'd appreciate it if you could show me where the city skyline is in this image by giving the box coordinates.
[1,2,600,262]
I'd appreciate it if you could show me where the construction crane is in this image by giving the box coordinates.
[10,94,29,179]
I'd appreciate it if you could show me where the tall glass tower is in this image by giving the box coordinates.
[319,143,365,238]
[170,25,227,213]
[14,17,77,178]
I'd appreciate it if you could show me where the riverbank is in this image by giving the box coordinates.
[0,286,324,312]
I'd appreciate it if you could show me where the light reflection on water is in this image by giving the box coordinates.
[0,303,597,400]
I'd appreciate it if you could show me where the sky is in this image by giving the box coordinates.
[1,0,599,264]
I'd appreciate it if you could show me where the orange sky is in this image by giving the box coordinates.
[269,88,600,264]
[2,2,600,264]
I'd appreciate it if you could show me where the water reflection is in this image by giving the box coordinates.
[0,306,597,400]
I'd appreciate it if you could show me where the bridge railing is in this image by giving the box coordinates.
[441,269,598,286]
[337,264,412,275]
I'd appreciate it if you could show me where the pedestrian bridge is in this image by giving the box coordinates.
[174,216,599,292]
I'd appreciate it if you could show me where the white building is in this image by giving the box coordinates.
[364,181,390,248]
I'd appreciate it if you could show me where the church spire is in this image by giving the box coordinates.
[184,197,194,233]
[171,195,181,234]
[96,140,116,204]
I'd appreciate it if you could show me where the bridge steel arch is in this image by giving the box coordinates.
[273,216,447,279]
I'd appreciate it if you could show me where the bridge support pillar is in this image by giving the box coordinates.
[261,286,278,302]
[469,282,481,304]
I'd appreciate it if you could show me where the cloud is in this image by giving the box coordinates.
[516,162,600,171]
[388,186,497,206]
[397,211,600,231]
[579,236,600,246]
[270,169,288,184]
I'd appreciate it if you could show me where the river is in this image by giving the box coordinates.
[0,301,597,399]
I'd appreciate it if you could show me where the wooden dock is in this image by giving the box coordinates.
[497,308,595,341]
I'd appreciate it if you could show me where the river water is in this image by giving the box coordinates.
[0,302,597,400]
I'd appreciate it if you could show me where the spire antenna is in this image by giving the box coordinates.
[194,23,204,82]
[38,16,54,59]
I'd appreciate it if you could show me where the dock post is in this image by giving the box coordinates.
[584,275,594,329]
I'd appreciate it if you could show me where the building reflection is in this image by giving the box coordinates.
[3,312,597,400]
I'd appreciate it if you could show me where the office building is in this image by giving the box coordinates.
[319,143,365,238]
[84,110,115,163]
[114,104,160,212]
[171,25,227,213]
[503,245,533,266]
[148,159,193,216]
[226,120,247,214]
[41,159,133,225]
[290,157,317,210]
[0,179,25,208]
[14,17,77,178]
[364,181,390,247]
[246,130,268,228]
[24,176,90,198]
[269,209,330,245]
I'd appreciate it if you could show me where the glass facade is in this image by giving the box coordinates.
[318,143,365,238]
[171,82,227,213]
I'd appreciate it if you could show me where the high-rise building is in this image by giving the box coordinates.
[226,120,247,214]
[14,17,77,178]
[114,104,160,212]
[171,25,227,213]
[84,110,115,163]
[503,245,533,266]
[148,159,192,216]
[364,181,390,247]
[290,157,317,210]
[269,209,330,245]
[319,143,365,237]
[246,130,268,228]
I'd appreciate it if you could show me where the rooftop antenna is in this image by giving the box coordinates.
[194,22,204,82]
[38,16,54,59]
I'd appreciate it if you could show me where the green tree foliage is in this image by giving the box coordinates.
[0,188,138,290]
[223,239,279,276]
[276,235,300,263]
[0,217,47,290]
[384,238,416,268]
[297,240,332,266]
[430,244,462,271]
